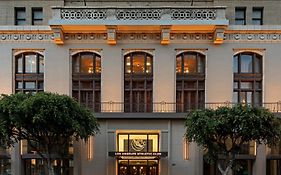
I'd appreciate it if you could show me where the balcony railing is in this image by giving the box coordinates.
[89,102,281,113]
[50,6,228,26]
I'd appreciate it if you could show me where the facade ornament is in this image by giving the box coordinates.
[50,25,64,44]
[106,25,117,45]
[161,25,171,45]
[213,26,226,44]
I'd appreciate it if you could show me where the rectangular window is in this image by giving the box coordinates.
[252,7,263,25]
[235,7,246,25]
[15,7,26,25]
[32,8,43,25]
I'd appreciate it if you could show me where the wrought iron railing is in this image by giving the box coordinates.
[89,102,281,113]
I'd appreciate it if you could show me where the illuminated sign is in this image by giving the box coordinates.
[108,152,168,158]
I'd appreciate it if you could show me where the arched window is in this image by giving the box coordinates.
[124,52,153,112]
[15,52,44,93]
[233,52,262,105]
[72,52,101,112]
[176,52,205,112]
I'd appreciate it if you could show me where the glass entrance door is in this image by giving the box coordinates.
[118,160,158,175]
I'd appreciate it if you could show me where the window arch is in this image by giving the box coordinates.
[124,52,153,112]
[233,52,262,104]
[15,52,44,93]
[72,52,101,112]
[176,52,205,112]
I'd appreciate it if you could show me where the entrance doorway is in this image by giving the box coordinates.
[118,160,158,175]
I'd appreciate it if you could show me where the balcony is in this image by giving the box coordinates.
[49,6,228,44]
[91,102,281,113]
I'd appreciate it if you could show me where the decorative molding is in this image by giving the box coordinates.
[106,25,117,45]
[214,26,226,44]
[122,49,155,56]
[171,9,216,20]
[224,33,281,42]
[13,49,45,56]
[69,49,102,56]
[0,33,54,42]
[175,48,208,56]
[161,26,171,45]
[61,9,107,20]
[232,48,265,56]
[64,33,107,42]
[116,9,162,20]
[51,26,64,44]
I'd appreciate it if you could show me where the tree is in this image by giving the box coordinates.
[185,104,281,175]
[0,92,99,175]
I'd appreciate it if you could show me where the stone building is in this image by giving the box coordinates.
[0,0,281,175]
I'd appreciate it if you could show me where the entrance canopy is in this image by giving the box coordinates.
[109,152,168,160]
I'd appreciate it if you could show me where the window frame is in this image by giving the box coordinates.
[233,52,263,105]
[15,7,26,25]
[32,7,43,25]
[72,52,101,112]
[176,52,206,112]
[235,7,246,25]
[124,52,153,113]
[252,7,263,25]
[15,52,44,93]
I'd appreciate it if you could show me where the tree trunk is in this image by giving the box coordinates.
[47,158,55,175]
[218,161,233,175]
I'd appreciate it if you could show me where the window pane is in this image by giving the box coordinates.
[241,54,253,73]
[255,56,262,73]
[246,91,252,103]
[253,9,262,19]
[25,82,36,89]
[95,56,101,73]
[233,55,238,73]
[17,56,23,73]
[33,9,43,19]
[39,55,44,73]
[16,9,26,19]
[125,56,131,74]
[32,20,43,25]
[235,9,245,19]
[252,19,262,25]
[233,81,239,89]
[146,56,152,74]
[132,54,145,74]
[17,81,23,89]
[176,56,182,73]
[80,54,93,73]
[254,92,262,105]
[184,54,196,73]
[198,55,205,73]
[38,81,44,90]
[25,54,37,73]
[241,82,253,89]
[72,55,80,73]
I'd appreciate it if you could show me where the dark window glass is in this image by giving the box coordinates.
[235,7,246,25]
[252,7,263,25]
[124,52,153,112]
[15,7,26,25]
[32,7,43,25]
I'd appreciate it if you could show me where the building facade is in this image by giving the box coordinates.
[0,0,281,175]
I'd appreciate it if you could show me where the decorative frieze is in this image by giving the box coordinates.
[61,9,107,20]
[171,9,216,20]
[116,9,162,20]
[224,33,281,42]
[0,33,54,42]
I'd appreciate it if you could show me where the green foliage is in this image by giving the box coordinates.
[185,104,281,165]
[0,92,99,153]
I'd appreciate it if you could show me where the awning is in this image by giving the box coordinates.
[108,152,168,160]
